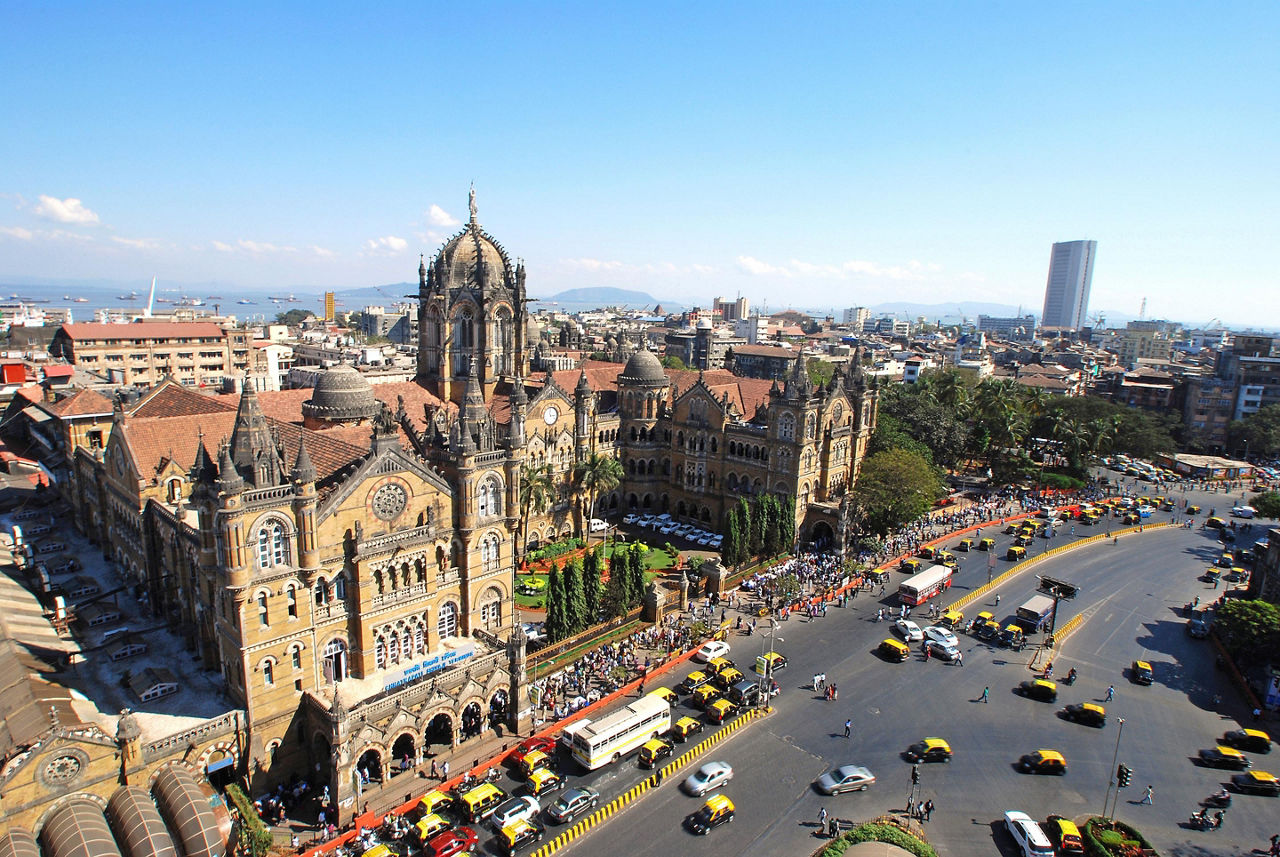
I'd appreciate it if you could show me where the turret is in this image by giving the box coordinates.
[508,376,527,449]
[292,439,320,573]
[574,368,591,456]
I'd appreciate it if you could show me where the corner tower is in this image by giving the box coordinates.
[416,188,527,404]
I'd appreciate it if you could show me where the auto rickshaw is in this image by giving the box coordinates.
[939,609,965,630]
[917,545,938,560]
[900,557,923,573]
[1000,624,1026,649]
[978,537,996,551]
[937,551,958,568]
[1007,545,1027,561]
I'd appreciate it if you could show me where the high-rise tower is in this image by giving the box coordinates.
[1041,240,1097,329]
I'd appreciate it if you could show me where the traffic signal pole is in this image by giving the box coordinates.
[1104,718,1126,821]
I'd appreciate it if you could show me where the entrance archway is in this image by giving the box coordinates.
[356,748,383,784]
[205,748,236,789]
[424,712,453,754]
[810,521,835,550]
[390,734,416,776]
[460,702,483,740]
[488,689,509,736]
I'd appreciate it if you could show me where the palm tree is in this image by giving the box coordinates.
[518,461,556,559]
[931,369,969,411]
[572,453,624,544]
[974,378,1025,453]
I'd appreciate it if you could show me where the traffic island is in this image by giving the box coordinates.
[809,817,938,857]
[1082,817,1158,857]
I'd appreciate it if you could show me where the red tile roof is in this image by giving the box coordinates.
[730,344,797,358]
[60,322,227,340]
[129,382,235,418]
[44,388,114,417]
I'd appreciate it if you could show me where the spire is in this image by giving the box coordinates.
[511,375,528,406]
[216,443,244,494]
[228,379,284,488]
[291,437,317,484]
[575,367,591,397]
[191,434,217,485]
[418,254,427,289]
[785,354,811,401]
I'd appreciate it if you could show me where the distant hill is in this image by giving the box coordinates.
[536,287,663,308]
[867,300,1026,319]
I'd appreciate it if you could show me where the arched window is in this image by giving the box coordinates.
[286,586,297,618]
[413,622,425,655]
[166,479,182,503]
[438,602,459,640]
[477,476,502,518]
[388,632,400,664]
[479,587,503,630]
[257,592,269,627]
[314,579,330,606]
[332,574,346,601]
[480,533,502,574]
[256,520,289,570]
[290,645,303,670]
[375,636,387,669]
[323,638,347,682]
[779,414,796,441]
[262,659,275,687]
[805,414,817,439]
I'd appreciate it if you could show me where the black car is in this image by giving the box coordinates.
[1222,729,1273,754]
[544,787,600,824]
[1199,746,1251,770]
[1015,680,1058,703]
[1061,703,1106,727]
[1231,772,1280,796]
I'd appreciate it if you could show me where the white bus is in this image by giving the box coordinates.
[570,695,672,770]
[898,564,953,607]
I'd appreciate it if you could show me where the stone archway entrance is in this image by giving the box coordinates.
[424,712,453,755]
[204,748,236,789]
[488,689,509,736]
[460,702,483,741]
[356,748,383,784]
[390,734,416,777]
[810,520,835,550]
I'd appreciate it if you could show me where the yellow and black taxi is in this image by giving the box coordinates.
[1231,770,1280,796]
[416,789,454,820]
[1222,728,1272,754]
[526,766,564,796]
[458,782,508,822]
[1002,523,1022,535]
[878,638,910,662]
[648,686,679,707]
[498,818,544,856]
[1000,625,1026,649]
[1199,744,1251,770]
[937,551,958,568]
[978,537,997,551]
[1061,703,1106,727]
[672,716,704,742]
[956,538,974,552]
[1122,512,1139,525]
[1015,679,1057,702]
[1216,553,1236,568]
[705,698,739,724]
[1013,534,1034,547]
[1205,516,1226,529]
[975,618,1001,642]
[1007,545,1027,561]
[917,545,938,560]
[414,813,451,843]
[938,609,965,630]
[638,738,675,768]
[363,846,392,857]
[1018,749,1067,775]
[1130,660,1154,685]
[705,656,736,676]
[900,557,924,574]
[686,794,735,835]
[1046,816,1084,854]
[904,737,952,763]
[516,749,554,779]
[691,684,721,709]
[677,670,712,694]
[1186,505,1201,514]
[713,666,745,691]
[755,651,788,674]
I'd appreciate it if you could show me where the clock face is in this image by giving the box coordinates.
[543,406,559,425]
[371,483,408,521]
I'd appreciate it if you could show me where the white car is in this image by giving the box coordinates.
[923,626,958,647]
[694,640,731,663]
[623,514,640,525]
[926,640,960,662]
[1004,811,1053,857]
[682,761,733,796]
[893,619,923,642]
[490,795,540,831]
[1231,506,1256,519]
[589,518,609,532]
[660,523,681,535]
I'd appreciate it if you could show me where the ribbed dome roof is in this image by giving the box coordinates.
[620,348,667,384]
[302,364,380,423]
[436,222,515,290]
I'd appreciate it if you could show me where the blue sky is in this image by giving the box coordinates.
[1,2,1276,325]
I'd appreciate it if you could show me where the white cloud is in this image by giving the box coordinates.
[33,195,100,224]
[562,257,624,272]
[427,205,460,227]
[363,235,408,255]
[737,255,792,277]
[310,245,335,258]
[212,240,234,252]
[737,255,941,281]
[238,239,296,254]
[111,235,160,250]
[0,226,33,240]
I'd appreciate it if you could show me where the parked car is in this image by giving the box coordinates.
[1004,811,1054,857]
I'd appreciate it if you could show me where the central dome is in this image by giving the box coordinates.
[302,364,380,423]
[620,348,667,384]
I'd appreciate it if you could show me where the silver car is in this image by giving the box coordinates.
[816,765,876,795]
[682,761,733,796]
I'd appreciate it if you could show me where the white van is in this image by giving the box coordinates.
[589,518,609,532]
[1231,505,1256,519]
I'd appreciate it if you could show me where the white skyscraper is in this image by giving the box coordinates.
[1041,240,1097,329]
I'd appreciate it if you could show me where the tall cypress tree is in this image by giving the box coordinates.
[604,549,628,617]
[582,547,602,625]
[781,495,796,553]
[545,564,564,642]
[562,557,586,634]
[722,507,741,567]
[739,496,754,559]
[763,494,781,557]
[627,544,646,608]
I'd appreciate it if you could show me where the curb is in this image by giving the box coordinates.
[529,707,769,857]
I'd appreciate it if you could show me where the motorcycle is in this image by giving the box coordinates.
[1187,813,1216,831]
[484,767,503,784]
[1205,791,1231,808]
[1064,669,1078,685]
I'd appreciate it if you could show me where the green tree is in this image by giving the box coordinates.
[627,544,646,608]
[1252,491,1280,520]
[274,308,315,326]
[518,461,556,557]
[762,494,782,557]
[544,564,565,642]
[722,507,743,567]
[1229,403,1280,457]
[572,453,624,543]
[561,557,586,634]
[660,355,686,370]
[603,554,629,618]
[1214,599,1280,668]
[739,496,756,557]
[806,358,835,389]
[780,494,796,552]
[582,547,602,623]
[851,449,945,537]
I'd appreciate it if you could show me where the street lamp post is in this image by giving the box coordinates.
[1101,717,1126,820]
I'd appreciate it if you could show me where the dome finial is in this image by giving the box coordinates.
[468,183,478,224]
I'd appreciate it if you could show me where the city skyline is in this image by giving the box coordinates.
[1,2,1276,327]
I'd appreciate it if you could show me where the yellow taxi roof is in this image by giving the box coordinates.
[707,656,731,668]
[762,650,784,661]
[942,610,963,620]
[704,794,734,812]
[501,818,538,841]
[923,737,950,750]
[1035,750,1065,762]
[1241,728,1271,739]
[685,670,708,680]
[1133,660,1152,670]
[1053,818,1081,836]
[1246,771,1278,783]
[418,791,451,811]
[461,782,503,804]
[676,715,701,728]
[648,687,677,700]
[980,537,995,542]
[1005,624,1024,633]
[1231,566,1246,573]
[1081,703,1105,714]
[641,738,669,751]
[881,638,908,650]
[363,846,392,857]
[959,538,974,544]
[1214,745,1244,757]
[528,767,560,784]
[709,698,736,710]
[977,611,994,620]
[522,749,549,765]
[415,815,448,837]
[1033,679,1056,689]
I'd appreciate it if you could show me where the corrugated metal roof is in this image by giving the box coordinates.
[105,786,179,857]
[0,829,40,857]
[151,766,224,857]
[38,799,123,857]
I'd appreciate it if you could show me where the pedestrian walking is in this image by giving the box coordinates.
[956,650,963,667]
[1140,785,1153,804]
[1105,685,1115,702]
[430,759,439,779]
[995,593,1001,605]
[844,719,852,738]
[819,807,828,827]
[442,760,450,780]
[924,799,934,821]
[981,686,989,703]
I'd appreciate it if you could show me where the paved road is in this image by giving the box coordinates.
[542,501,1274,857]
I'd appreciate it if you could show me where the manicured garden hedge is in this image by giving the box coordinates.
[1083,817,1155,857]
[815,822,938,857]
